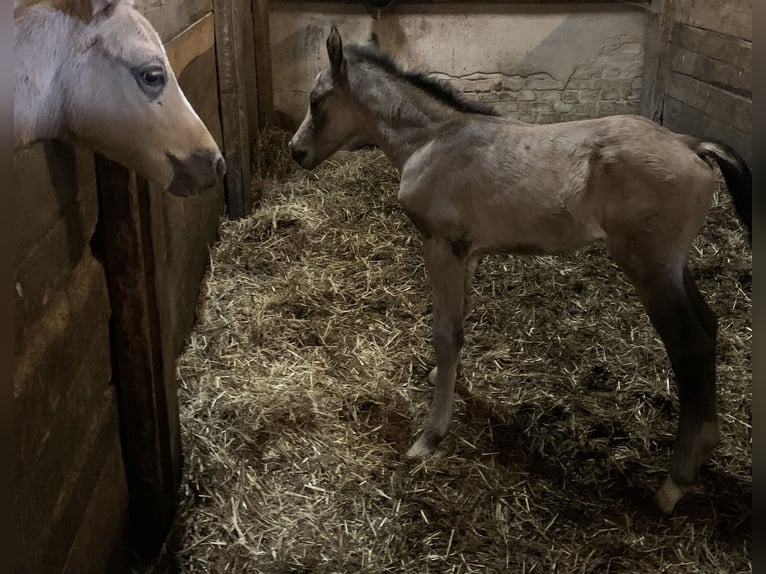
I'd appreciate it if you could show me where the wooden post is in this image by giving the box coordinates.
[253,0,273,130]
[639,0,676,122]
[213,1,257,218]
[94,157,180,558]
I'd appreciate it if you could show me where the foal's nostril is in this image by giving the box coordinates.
[291,148,308,164]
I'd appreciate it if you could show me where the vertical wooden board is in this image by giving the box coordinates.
[238,0,261,175]
[61,436,130,574]
[95,157,178,556]
[253,0,273,130]
[214,0,254,218]
[639,0,675,121]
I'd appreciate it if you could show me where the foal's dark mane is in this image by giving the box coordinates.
[346,44,499,117]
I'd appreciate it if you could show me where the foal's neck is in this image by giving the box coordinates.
[356,68,463,170]
[14,6,82,147]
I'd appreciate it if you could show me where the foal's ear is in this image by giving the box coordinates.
[327,26,344,79]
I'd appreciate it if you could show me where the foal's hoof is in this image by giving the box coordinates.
[655,477,688,514]
[405,429,444,458]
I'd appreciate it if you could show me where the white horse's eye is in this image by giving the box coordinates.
[142,68,165,86]
[135,65,166,97]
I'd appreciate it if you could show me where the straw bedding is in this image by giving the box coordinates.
[134,129,751,573]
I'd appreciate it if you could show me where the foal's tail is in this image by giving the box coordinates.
[690,139,752,244]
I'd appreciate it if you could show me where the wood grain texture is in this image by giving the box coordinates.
[142,0,213,42]
[674,22,751,67]
[663,95,750,162]
[164,11,215,76]
[253,0,273,130]
[671,46,750,96]
[639,0,676,121]
[94,157,179,557]
[675,0,751,40]
[13,142,98,347]
[666,70,751,134]
[215,0,256,217]
[14,387,122,573]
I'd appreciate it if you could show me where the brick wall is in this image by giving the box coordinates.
[437,39,644,124]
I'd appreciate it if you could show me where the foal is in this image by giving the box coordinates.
[14,0,225,195]
[289,28,752,513]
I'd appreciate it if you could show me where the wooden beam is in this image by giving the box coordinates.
[93,157,179,558]
[253,0,273,130]
[215,0,256,218]
[639,0,675,122]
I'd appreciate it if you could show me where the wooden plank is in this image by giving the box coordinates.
[62,437,130,574]
[671,46,750,97]
[674,22,751,68]
[94,157,179,558]
[13,142,99,346]
[164,12,215,77]
[253,0,273,130]
[640,0,676,121]
[14,252,111,486]
[13,141,96,259]
[664,95,751,162]
[239,0,261,180]
[14,387,122,573]
[666,70,751,133]
[675,0,751,40]
[142,0,213,42]
[215,0,255,218]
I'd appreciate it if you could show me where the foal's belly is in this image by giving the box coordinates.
[471,201,607,257]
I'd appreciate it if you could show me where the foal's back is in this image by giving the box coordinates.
[399,114,713,257]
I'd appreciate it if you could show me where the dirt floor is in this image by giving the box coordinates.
[134,130,751,573]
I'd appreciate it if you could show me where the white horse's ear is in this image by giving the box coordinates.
[327,26,344,80]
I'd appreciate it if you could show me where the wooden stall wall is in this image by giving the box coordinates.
[642,0,751,161]
[14,0,255,568]
[14,143,129,573]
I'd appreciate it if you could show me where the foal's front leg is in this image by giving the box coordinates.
[407,238,466,458]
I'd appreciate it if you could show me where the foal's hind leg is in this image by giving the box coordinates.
[612,251,719,513]
[407,238,466,458]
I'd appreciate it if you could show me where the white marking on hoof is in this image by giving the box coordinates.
[405,430,441,458]
[405,439,432,459]
[656,477,687,514]
[428,367,438,384]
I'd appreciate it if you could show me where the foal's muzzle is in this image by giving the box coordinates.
[167,149,226,196]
